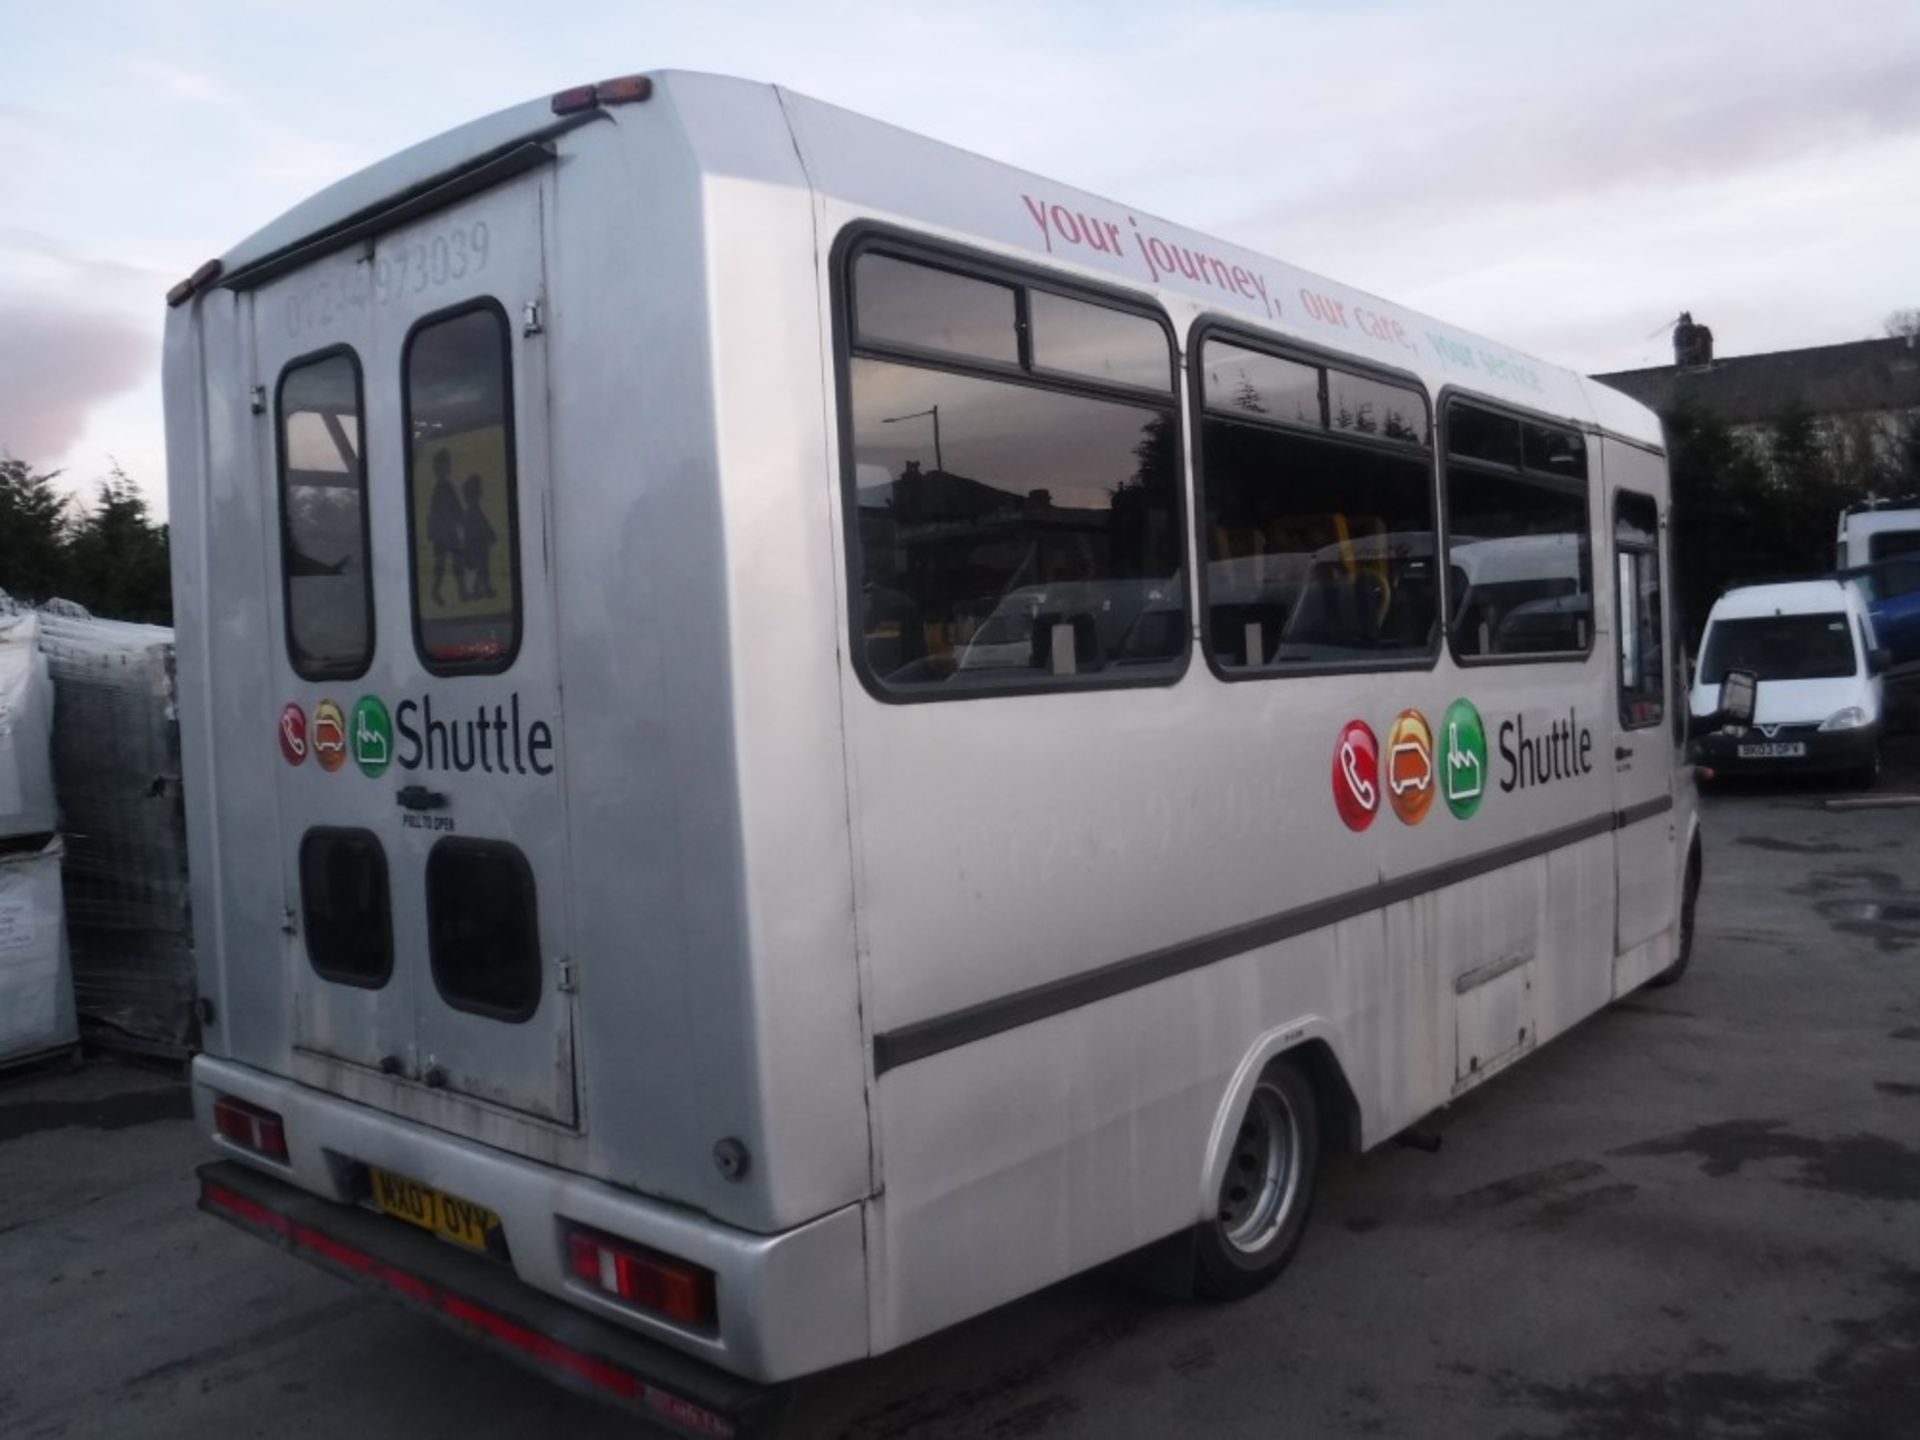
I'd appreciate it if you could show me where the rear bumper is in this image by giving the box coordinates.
[190,1055,868,1385]
[199,1160,778,1436]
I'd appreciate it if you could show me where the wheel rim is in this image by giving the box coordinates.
[1218,1079,1300,1254]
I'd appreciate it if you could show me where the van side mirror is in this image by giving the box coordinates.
[1718,668,1757,728]
[1869,646,1892,675]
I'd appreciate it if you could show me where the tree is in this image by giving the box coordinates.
[1886,309,1920,341]
[0,458,72,603]
[62,467,172,624]
[1664,397,1769,636]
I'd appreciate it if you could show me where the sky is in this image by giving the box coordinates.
[3,0,1918,518]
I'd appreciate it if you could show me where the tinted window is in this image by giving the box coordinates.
[1446,404,1520,468]
[405,304,520,672]
[1328,371,1429,447]
[427,839,541,1022]
[1196,341,1436,673]
[1869,529,1920,563]
[1615,493,1664,728]
[1698,613,1857,683]
[1523,422,1588,480]
[1030,290,1172,391]
[299,829,391,987]
[850,361,1183,686]
[844,249,1185,695]
[1201,341,1320,427]
[1202,428,1436,671]
[278,352,372,679]
[1445,401,1592,659]
[854,255,1019,367]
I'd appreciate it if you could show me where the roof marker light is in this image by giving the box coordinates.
[551,75,653,116]
[593,75,652,106]
[167,258,224,308]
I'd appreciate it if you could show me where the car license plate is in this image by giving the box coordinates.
[367,1166,503,1255]
[1736,741,1806,759]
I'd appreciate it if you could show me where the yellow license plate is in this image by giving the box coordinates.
[367,1166,503,1255]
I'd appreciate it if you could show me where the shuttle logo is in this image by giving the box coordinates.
[279,692,557,780]
[1442,699,1487,819]
[1332,719,1380,832]
[1386,709,1434,826]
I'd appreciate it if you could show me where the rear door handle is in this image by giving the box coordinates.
[397,785,447,811]
[1615,745,1633,762]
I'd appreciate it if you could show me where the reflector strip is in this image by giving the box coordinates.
[201,1182,733,1436]
[205,1182,291,1236]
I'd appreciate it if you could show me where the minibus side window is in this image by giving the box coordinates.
[278,351,373,680]
[1198,338,1437,672]
[844,248,1186,696]
[299,828,392,987]
[403,302,521,674]
[1443,401,1593,661]
[1614,492,1664,728]
[426,838,541,1022]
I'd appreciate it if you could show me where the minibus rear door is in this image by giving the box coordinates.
[256,168,579,1126]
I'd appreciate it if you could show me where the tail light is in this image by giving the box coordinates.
[213,1095,289,1162]
[566,1225,716,1330]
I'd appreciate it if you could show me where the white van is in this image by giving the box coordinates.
[1836,500,1920,570]
[1688,579,1888,784]
[167,71,1703,1432]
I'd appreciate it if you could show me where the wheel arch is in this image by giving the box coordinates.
[1197,1021,1360,1224]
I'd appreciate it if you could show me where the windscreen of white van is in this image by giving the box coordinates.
[1699,613,1856,682]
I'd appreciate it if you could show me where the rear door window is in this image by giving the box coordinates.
[426,839,541,1022]
[278,350,373,679]
[404,302,521,673]
[299,829,393,987]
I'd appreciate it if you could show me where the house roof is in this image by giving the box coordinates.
[1594,336,1920,426]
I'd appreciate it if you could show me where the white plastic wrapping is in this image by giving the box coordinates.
[0,837,76,1065]
[37,609,194,1055]
[0,613,58,840]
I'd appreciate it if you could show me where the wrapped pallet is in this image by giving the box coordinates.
[0,613,58,839]
[0,611,68,1068]
[0,837,75,1067]
[37,609,195,1057]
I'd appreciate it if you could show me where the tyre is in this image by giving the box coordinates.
[1194,1058,1320,1300]
[1649,848,1702,988]
[1848,744,1882,790]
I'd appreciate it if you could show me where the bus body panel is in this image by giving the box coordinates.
[168,70,1688,1386]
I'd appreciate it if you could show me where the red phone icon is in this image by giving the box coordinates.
[1341,740,1377,811]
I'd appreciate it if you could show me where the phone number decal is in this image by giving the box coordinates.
[280,220,491,337]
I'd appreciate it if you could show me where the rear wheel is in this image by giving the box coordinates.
[1194,1059,1320,1299]
[1649,848,1702,988]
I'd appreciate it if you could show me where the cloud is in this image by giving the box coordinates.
[0,303,156,469]
[116,55,244,110]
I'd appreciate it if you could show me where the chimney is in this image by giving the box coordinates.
[1673,311,1714,368]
